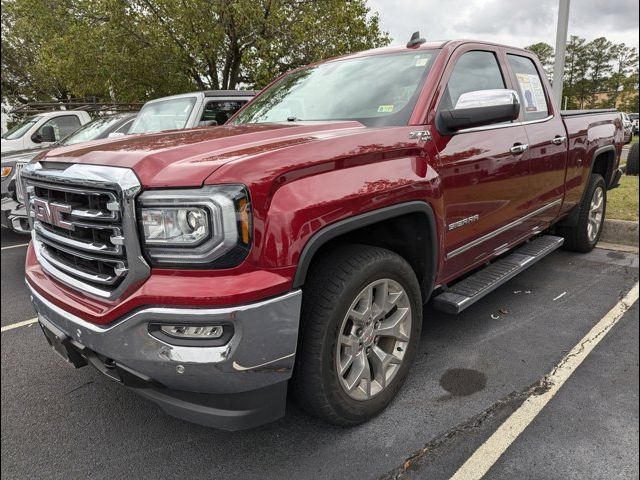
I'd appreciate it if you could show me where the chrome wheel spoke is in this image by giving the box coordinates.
[369,344,401,389]
[344,350,370,391]
[376,307,410,342]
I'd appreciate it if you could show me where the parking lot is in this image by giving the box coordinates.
[1,227,637,480]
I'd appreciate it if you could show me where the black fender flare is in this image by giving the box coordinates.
[292,201,439,299]
[559,144,616,227]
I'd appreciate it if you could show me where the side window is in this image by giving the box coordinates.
[114,118,135,134]
[200,100,246,126]
[40,115,81,140]
[507,54,549,121]
[441,51,506,110]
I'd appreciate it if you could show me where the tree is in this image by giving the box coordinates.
[604,44,639,108]
[562,35,588,109]
[584,37,615,108]
[1,0,390,106]
[525,42,554,79]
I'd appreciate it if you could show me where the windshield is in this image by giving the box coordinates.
[60,114,129,146]
[2,116,41,140]
[233,51,436,127]
[129,97,197,134]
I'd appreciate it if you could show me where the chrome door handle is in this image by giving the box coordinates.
[510,143,529,155]
[552,135,567,145]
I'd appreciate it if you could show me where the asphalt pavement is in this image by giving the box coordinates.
[1,227,638,480]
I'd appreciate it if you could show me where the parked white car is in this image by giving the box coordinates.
[0,111,91,153]
[128,90,257,134]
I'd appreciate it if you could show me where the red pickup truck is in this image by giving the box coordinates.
[23,37,623,430]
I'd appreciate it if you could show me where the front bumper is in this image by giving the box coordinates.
[1,197,29,233]
[28,282,302,430]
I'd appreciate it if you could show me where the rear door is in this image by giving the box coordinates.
[504,52,567,228]
[431,46,532,280]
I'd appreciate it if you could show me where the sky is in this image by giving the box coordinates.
[367,0,640,51]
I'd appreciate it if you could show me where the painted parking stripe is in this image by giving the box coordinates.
[451,282,639,480]
[1,243,30,251]
[1,317,38,333]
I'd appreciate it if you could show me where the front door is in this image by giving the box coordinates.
[430,47,532,281]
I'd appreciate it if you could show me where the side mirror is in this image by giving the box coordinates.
[33,125,57,143]
[437,89,520,134]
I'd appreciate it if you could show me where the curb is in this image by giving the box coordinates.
[601,219,639,246]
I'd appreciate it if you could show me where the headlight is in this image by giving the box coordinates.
[1,166,13,178]
[138,185,251,267]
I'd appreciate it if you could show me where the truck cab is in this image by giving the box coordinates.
[1,111,91,153]
[128,90,257,134]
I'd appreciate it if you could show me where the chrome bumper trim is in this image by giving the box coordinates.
[27,282,303,394]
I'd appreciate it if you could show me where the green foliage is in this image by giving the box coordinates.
[1,0,389,105]
[559,35,638,111]
[525,42,554,77]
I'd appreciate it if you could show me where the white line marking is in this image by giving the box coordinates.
[451,282,639,480]
[1,243,29,251]
[1,317,39,333]
[553,291,567,301]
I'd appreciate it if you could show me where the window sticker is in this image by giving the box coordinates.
[377,105,394,113]
[515,73,547,112]
[415,57,429,67]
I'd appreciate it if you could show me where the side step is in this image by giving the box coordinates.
[433,235,564,314]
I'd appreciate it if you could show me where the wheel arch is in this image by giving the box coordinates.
[558,145,616,228]
[292,201,438,300]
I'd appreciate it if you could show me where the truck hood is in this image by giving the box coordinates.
[37,122,365,187]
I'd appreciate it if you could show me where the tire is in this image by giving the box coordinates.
[557,174,607,253]
[292,244,422,426]
[626,142,639,176]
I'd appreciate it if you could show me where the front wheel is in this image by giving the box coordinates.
[558,174,607,252]
[292,245,422,426]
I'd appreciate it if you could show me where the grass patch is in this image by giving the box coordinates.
[608,175,639,221]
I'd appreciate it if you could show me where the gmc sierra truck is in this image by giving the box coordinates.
[22,37,623,431]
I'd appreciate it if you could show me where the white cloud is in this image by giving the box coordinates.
[368,0,639,51]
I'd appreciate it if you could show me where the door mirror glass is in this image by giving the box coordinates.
[437,89,520,134]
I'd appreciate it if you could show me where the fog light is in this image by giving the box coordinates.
[160,325,224,339]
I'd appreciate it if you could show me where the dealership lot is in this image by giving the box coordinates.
[1,228,638,480]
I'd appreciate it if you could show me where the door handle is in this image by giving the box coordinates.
[552,135,567,145]
[510,143,529,155]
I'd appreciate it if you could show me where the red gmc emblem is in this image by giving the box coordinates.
[31,198,75,231]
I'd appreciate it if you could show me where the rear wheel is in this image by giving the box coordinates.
[292,245,422,426]
[557,174,606,252]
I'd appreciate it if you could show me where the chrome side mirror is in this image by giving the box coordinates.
[437,89,521,134]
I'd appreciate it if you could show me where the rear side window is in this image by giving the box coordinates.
[507,54,549,121]
[200,100,246,126]
[441,51,506,110]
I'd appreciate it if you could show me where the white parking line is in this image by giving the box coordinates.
[451,282,639,480]
[1,317,38,333]
[1,243,30,251]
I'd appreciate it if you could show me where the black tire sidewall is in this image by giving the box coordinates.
[311,249,422,424]
[578,174,607,250]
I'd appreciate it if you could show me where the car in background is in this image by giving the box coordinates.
[1,111,92,153]
[628,113,639,135]
[622,112,634,144]
[128,90,257,134]
[1,112,136,233]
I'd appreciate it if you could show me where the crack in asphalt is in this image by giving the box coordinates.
[378,377,552,480]
[381,288,638,480]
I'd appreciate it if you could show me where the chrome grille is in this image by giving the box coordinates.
[22,162,149,300]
